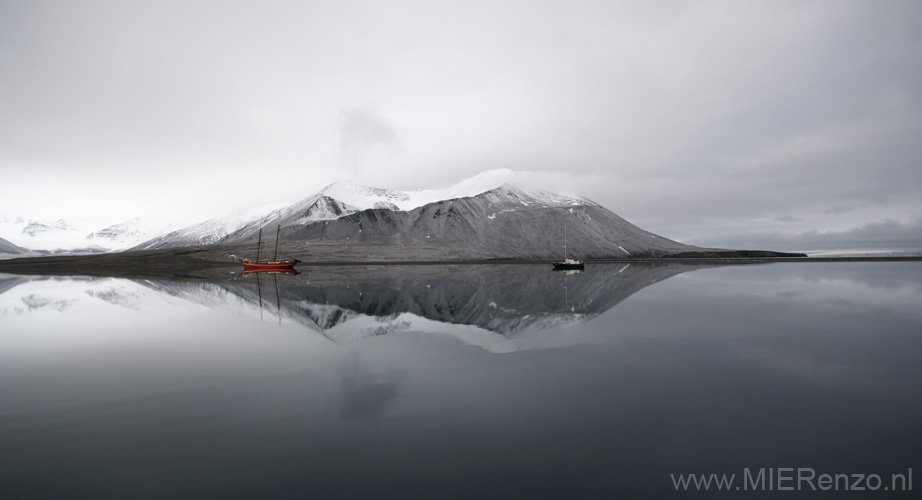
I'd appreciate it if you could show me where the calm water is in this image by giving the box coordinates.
[1,263,920,499]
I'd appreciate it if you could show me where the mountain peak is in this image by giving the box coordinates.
[302,171,545,214]
[318,180,411,209]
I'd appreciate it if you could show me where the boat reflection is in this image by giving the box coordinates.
[552,268,584,276]
[241,269,299,276]
[240,266,298,323]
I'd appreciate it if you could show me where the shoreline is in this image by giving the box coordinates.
[298,256,922,265]
[0,247,920,281]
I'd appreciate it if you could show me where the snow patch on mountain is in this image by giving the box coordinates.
[321,180,412,210]
[21,219,78,237]
[288,195,362,225]
[373,201,399,211]
[85,218,151,248]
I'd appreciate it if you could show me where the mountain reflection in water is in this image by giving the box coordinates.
[0,263,711,352]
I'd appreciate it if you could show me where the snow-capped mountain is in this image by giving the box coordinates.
[132,168,801,259]
[240,182,704,259]
[219,169,591,244]
[213,168,705,258]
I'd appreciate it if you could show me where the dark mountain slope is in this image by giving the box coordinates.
[0,236,29,256]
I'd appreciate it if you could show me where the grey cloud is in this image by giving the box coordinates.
[0,1,920,252]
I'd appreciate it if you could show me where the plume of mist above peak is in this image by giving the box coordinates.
[338,107,401,179]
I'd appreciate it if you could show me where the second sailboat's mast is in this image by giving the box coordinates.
[273,224,281,262]
[256,228,263,263]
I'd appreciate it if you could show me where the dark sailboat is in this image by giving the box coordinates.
[552,225,585,270]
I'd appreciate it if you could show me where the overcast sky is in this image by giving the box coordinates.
[1,0,920,252]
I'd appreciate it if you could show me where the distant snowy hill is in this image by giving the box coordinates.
[0,216,98,253]
[132,203,291,251]
[20,219,77,237]
[83,217,201,251]
[85,218,150,248]
[0,215,183,254]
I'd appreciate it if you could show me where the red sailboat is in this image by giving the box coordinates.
[241,225,297,272]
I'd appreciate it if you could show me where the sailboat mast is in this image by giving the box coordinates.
[564,224,567,260]
[565,272,568,311]
[273,224,281,262]
[274,273,281,326]
[256,272,263,321]
[256,228,263,263]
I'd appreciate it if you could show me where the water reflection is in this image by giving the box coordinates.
[1,263,920,498]
[197,263,700,335]
[1,263,712,349]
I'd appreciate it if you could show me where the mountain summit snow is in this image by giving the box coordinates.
[287,168,587,216]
